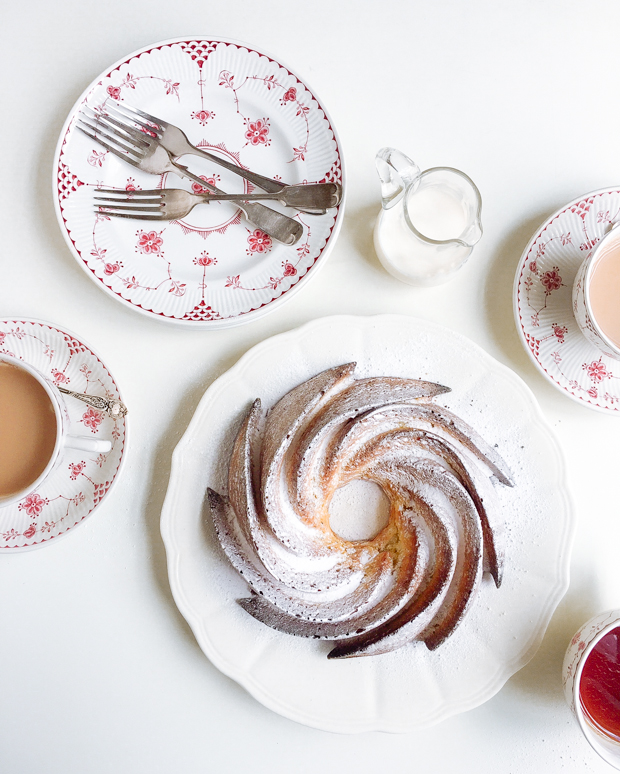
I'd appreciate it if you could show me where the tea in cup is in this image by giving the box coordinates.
[0,355,111,508]
[563,609,620,770]
[573,223,620,360]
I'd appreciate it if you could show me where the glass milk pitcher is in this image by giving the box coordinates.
[373,148,483,286]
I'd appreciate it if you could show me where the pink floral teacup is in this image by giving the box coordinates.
[573,223,620,361]
[0,355,111,509]
[562,609,620,769]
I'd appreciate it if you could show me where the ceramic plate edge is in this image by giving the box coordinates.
[160,314,575,732]
[52,36,346,329]
[512,187,620,414]
[0,316,129,552]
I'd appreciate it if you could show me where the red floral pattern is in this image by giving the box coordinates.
[0,320,126,551]
[541,268,562,293]
[194,251,216,267]
[244,119,270,146]
[136,230,164,255]
[517,189,620,412]
[18,494,48,517]
[81,407,104,432]
[69,461,87,481]
[247,230,273,254]
[191,109,215,126]
[583,360,609,382]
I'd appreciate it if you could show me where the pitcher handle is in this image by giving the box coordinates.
[375,148,421,210]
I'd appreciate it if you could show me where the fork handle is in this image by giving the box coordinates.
[184,145,286,193]
[170,161,303,246]
[175,138,325,215]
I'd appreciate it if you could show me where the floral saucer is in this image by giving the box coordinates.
[0,319,127,551]
[53,37,344,328]
[513,188,620,413]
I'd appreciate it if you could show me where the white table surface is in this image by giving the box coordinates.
[2,1,619,771]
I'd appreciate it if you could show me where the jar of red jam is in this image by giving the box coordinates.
[564,610,620,770]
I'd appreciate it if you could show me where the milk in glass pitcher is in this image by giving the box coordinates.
[373,148,482,286]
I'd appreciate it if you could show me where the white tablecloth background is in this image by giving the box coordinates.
[1,1,618,771]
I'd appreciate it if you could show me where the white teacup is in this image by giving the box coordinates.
[573,223,620,361]
[0,354,112,509]
[563,609,620,770]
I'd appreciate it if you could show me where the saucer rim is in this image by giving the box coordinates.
[512,186,620,415]
[0,316,129,552]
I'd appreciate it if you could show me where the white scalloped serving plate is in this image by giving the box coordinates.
[53,37,344,328]
[160,315,574,732]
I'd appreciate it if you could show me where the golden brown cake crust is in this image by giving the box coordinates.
[209,364,512,658]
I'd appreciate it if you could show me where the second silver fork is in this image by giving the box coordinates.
[77,108,303,245]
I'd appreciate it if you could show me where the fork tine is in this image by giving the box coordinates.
[77,118,145,160]
[95,188,165,196]
[107,103,162,137]
[110,100,165,129]
[85,108,153,149]
[85,113,154,153]
[95,204,163,212]
[76,122,143,169]
[97,210,166,221]
[94,195,162,204]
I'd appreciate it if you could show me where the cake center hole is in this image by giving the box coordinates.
[328,479,390,542]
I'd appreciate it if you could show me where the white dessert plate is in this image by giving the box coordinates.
[161,315,574,733]
[514,188,620,413]
[54,37,344,328]
[0,319,127,551]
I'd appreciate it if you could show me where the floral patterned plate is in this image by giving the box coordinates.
[514,188,620,413]
[0,319,127,551]
[53,37,344,328]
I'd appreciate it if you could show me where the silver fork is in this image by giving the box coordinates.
[94,184,341,220]
[76,108,303,246]
[106,100,335,215]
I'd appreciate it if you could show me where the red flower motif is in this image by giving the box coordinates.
[283,262,297,277]
[107,85,121,100]
[23,524,36,539]
[51,368,69,384]
[81,407,104,432]
[0,332,5,345]
[283,87,297,102]
[194,251,216,267]
[587,386,598,399]
[245,119,270,146]
[191,175,219,194]
[191,109,215,126]
[578,640,587,650]
[552,324,568,344]
[104,263,120,275]
[529,260,537,273]
[541,268,562,293]
[136,230,163,255]
[125,178,140,192]
[68,461,86,481]
[18,493,48,517]
[584,360,608,382]
[247,229,273,254]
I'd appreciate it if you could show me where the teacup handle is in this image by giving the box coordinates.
[65,435,112,454]
[375,147,421,210]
